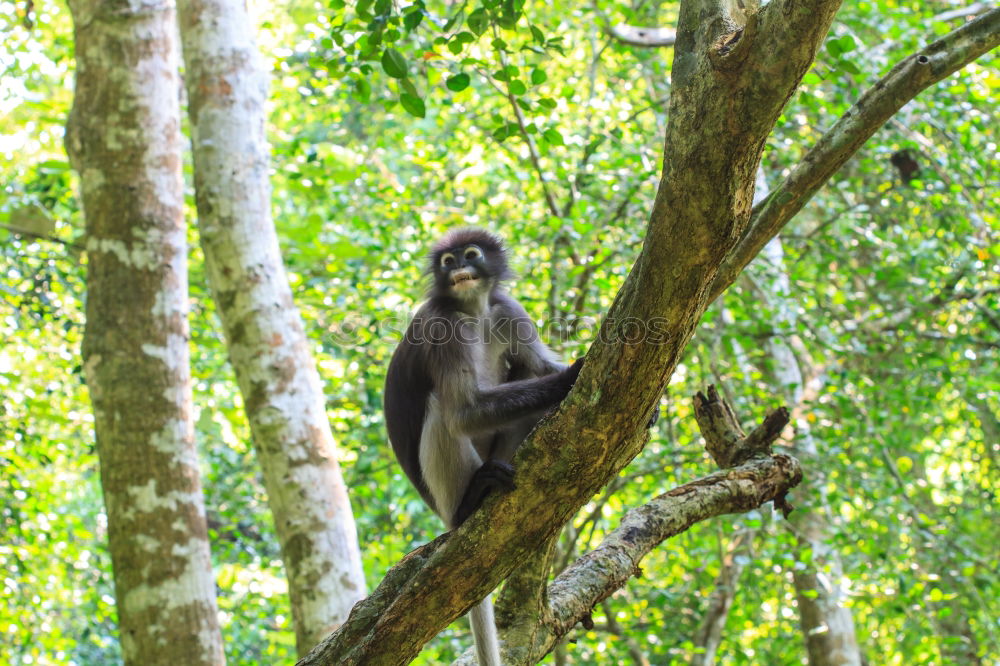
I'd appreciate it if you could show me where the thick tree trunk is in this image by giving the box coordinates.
[65,1,224,664]
[175,0,366,653]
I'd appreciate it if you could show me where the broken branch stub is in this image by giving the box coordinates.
[693,385,790,469]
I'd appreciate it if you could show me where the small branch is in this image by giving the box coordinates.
[561,34,614,218]
[492,30,562,219]
[546,454,802,638]
[470,390,802,663]
[710,9,1000,302]
[691,527,755,666]
[935,3,991,23]
[608,24,677,48]
[1,223,83,249]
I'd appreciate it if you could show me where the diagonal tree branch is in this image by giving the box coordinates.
[709,9,1000,302]
[546,455,801,633]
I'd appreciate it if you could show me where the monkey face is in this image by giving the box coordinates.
[437,244,490,296]
[428,228,512,302]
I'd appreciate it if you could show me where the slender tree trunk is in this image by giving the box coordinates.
[755,238,862,666]
[691,529,753,666]
[175,0,366,653]
[65,1,224,663]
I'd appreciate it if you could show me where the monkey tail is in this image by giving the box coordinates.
[469,596,502,666]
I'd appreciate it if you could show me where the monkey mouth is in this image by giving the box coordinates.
[450,271,479,289]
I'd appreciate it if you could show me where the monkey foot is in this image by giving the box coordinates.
[452,461,516,526]
[475,460,516,491]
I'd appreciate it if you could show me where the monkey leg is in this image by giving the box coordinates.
[452,460,516,527]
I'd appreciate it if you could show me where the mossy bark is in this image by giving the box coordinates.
[176,0,367,653]
[66,0,224,662]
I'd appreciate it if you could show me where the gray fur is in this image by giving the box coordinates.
[469,598,502,666]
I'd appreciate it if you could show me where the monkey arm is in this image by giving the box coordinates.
[490,293,567,377]
[454,360,582,434]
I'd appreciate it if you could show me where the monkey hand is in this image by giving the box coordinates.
[553,358,584,396]
[452,460,516,527]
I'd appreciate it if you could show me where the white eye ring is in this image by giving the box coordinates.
[441,253,456,268]
[464,246,482,261]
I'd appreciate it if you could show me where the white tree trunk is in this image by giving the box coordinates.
[756,237,863,666]
[65,0,224,663]
[175,0,366,653]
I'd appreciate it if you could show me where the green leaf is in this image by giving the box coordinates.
[400,93,426,118]
[530,24,544,44]
[498,0,521,27]
[837,34,857,54]
[840,60,861,75]
[448,31,475,55]
[542,128,564,145]
[508,80,526,95]
[403,9,423,31]
[530,67,546,85]
[400,77,419,97]
[497,9,520,29]
[381,48,408,79]
[468,8,489,35]
[446,73,471,92]
[353,77,371,103]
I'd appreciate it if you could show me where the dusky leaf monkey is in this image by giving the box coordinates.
[384,228,581,665]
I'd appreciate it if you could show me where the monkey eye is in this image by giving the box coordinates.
[464,246,483,261]
[440,253,456,268]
